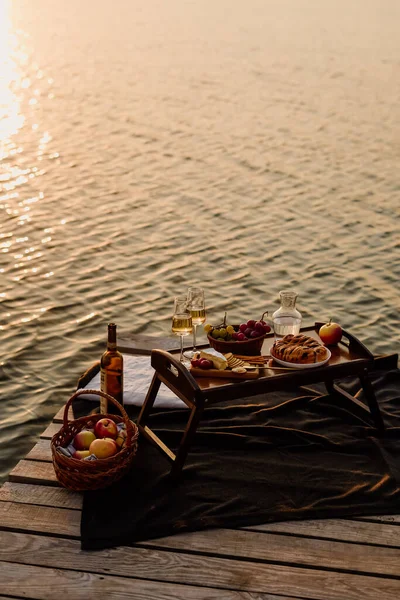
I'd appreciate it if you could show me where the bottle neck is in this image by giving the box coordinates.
[107,323,117,350]
[280,291,297,309]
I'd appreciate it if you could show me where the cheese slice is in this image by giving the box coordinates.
[199,350,228,370]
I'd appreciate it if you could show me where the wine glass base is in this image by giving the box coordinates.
[183,349,197,360]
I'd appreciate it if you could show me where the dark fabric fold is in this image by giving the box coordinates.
[81,367,400,550]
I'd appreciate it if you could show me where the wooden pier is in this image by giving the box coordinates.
[1,340,399,599]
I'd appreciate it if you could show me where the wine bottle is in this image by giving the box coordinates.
[100,323,123,414]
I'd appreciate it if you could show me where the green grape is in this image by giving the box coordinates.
[211,329,220,339]
[219,328,227,339]
[226,325,235,334]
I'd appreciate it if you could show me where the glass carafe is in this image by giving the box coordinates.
[272,290,302,339]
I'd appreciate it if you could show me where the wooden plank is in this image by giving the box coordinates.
[0,531,316,600]
[0,464,400,528]
[355,514,400,525]
[53,404,74,423]
[146,527,400,577]
[26,439,52,462]
[1,554,399,600]
[40,422,61,439]
[2,475,399,548]
[0,560,271,600]
[1,502,399,578]
[0,482,82,510]
[8,460,59,486]
[0,502,80,537]
[250,519,400,547]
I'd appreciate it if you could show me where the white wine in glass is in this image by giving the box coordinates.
[171,296,193,365]
[185,287,206,359]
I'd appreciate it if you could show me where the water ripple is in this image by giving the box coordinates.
[1,0,400,481]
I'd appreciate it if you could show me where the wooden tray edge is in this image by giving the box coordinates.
[189,367,259,380]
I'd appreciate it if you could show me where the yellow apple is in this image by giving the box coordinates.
[73,430,96,450]
[89,437,118,459]
[72,450,91,460]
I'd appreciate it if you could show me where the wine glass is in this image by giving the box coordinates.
[184,287,206,360]
[171,296,193,365]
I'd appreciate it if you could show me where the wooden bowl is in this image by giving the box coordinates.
[207,327,266,356]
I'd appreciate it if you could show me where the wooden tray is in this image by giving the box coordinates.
[190,367,259,379]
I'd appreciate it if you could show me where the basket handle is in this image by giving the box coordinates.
[63,389,135,437]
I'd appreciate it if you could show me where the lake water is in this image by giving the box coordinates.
[1,0,399,483]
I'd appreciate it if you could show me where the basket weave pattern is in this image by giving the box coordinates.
[51,389,139,492]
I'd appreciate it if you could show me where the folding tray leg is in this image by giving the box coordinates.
[170,402,205,479]
[324,376,385,435]
[137,369,205,477]
[137,372,161,428]
[136,373,178,464]
[359,368,385,434]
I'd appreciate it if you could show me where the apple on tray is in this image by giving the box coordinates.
[89,437,118,459]
[319,319,343,345]
[94,418,118,439]
[73,430,96,450]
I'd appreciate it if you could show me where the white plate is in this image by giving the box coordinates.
[270,347,331,369]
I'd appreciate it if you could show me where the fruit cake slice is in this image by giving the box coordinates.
[272,334,328,364]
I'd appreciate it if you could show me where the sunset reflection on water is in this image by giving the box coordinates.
[0,1,25,152]
[0,0,56,293]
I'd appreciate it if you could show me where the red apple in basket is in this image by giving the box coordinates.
[72,449,91,460]
[89,437,118,459]
[73,430,96,450]
[94,418,118,439]
[319,319,343,345]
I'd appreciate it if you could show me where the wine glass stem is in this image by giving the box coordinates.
[180,335,184,363]
[192,324,198,352]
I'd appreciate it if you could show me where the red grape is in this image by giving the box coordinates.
[247,319,256,328]
[250,329,261,338]
[199,359,213,369]
[244,327,253,338]
[239,323,247,333]
[191,359,201,368]
[236,332,246,341]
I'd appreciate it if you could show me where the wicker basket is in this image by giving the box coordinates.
[51,389,139,492]
[207,328,267,356]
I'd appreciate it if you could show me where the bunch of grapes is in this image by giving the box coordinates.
[204,313,271,342]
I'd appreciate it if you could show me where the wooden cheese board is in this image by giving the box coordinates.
[189,367,260,379]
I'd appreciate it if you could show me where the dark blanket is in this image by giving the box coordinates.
[80,364,400,551]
